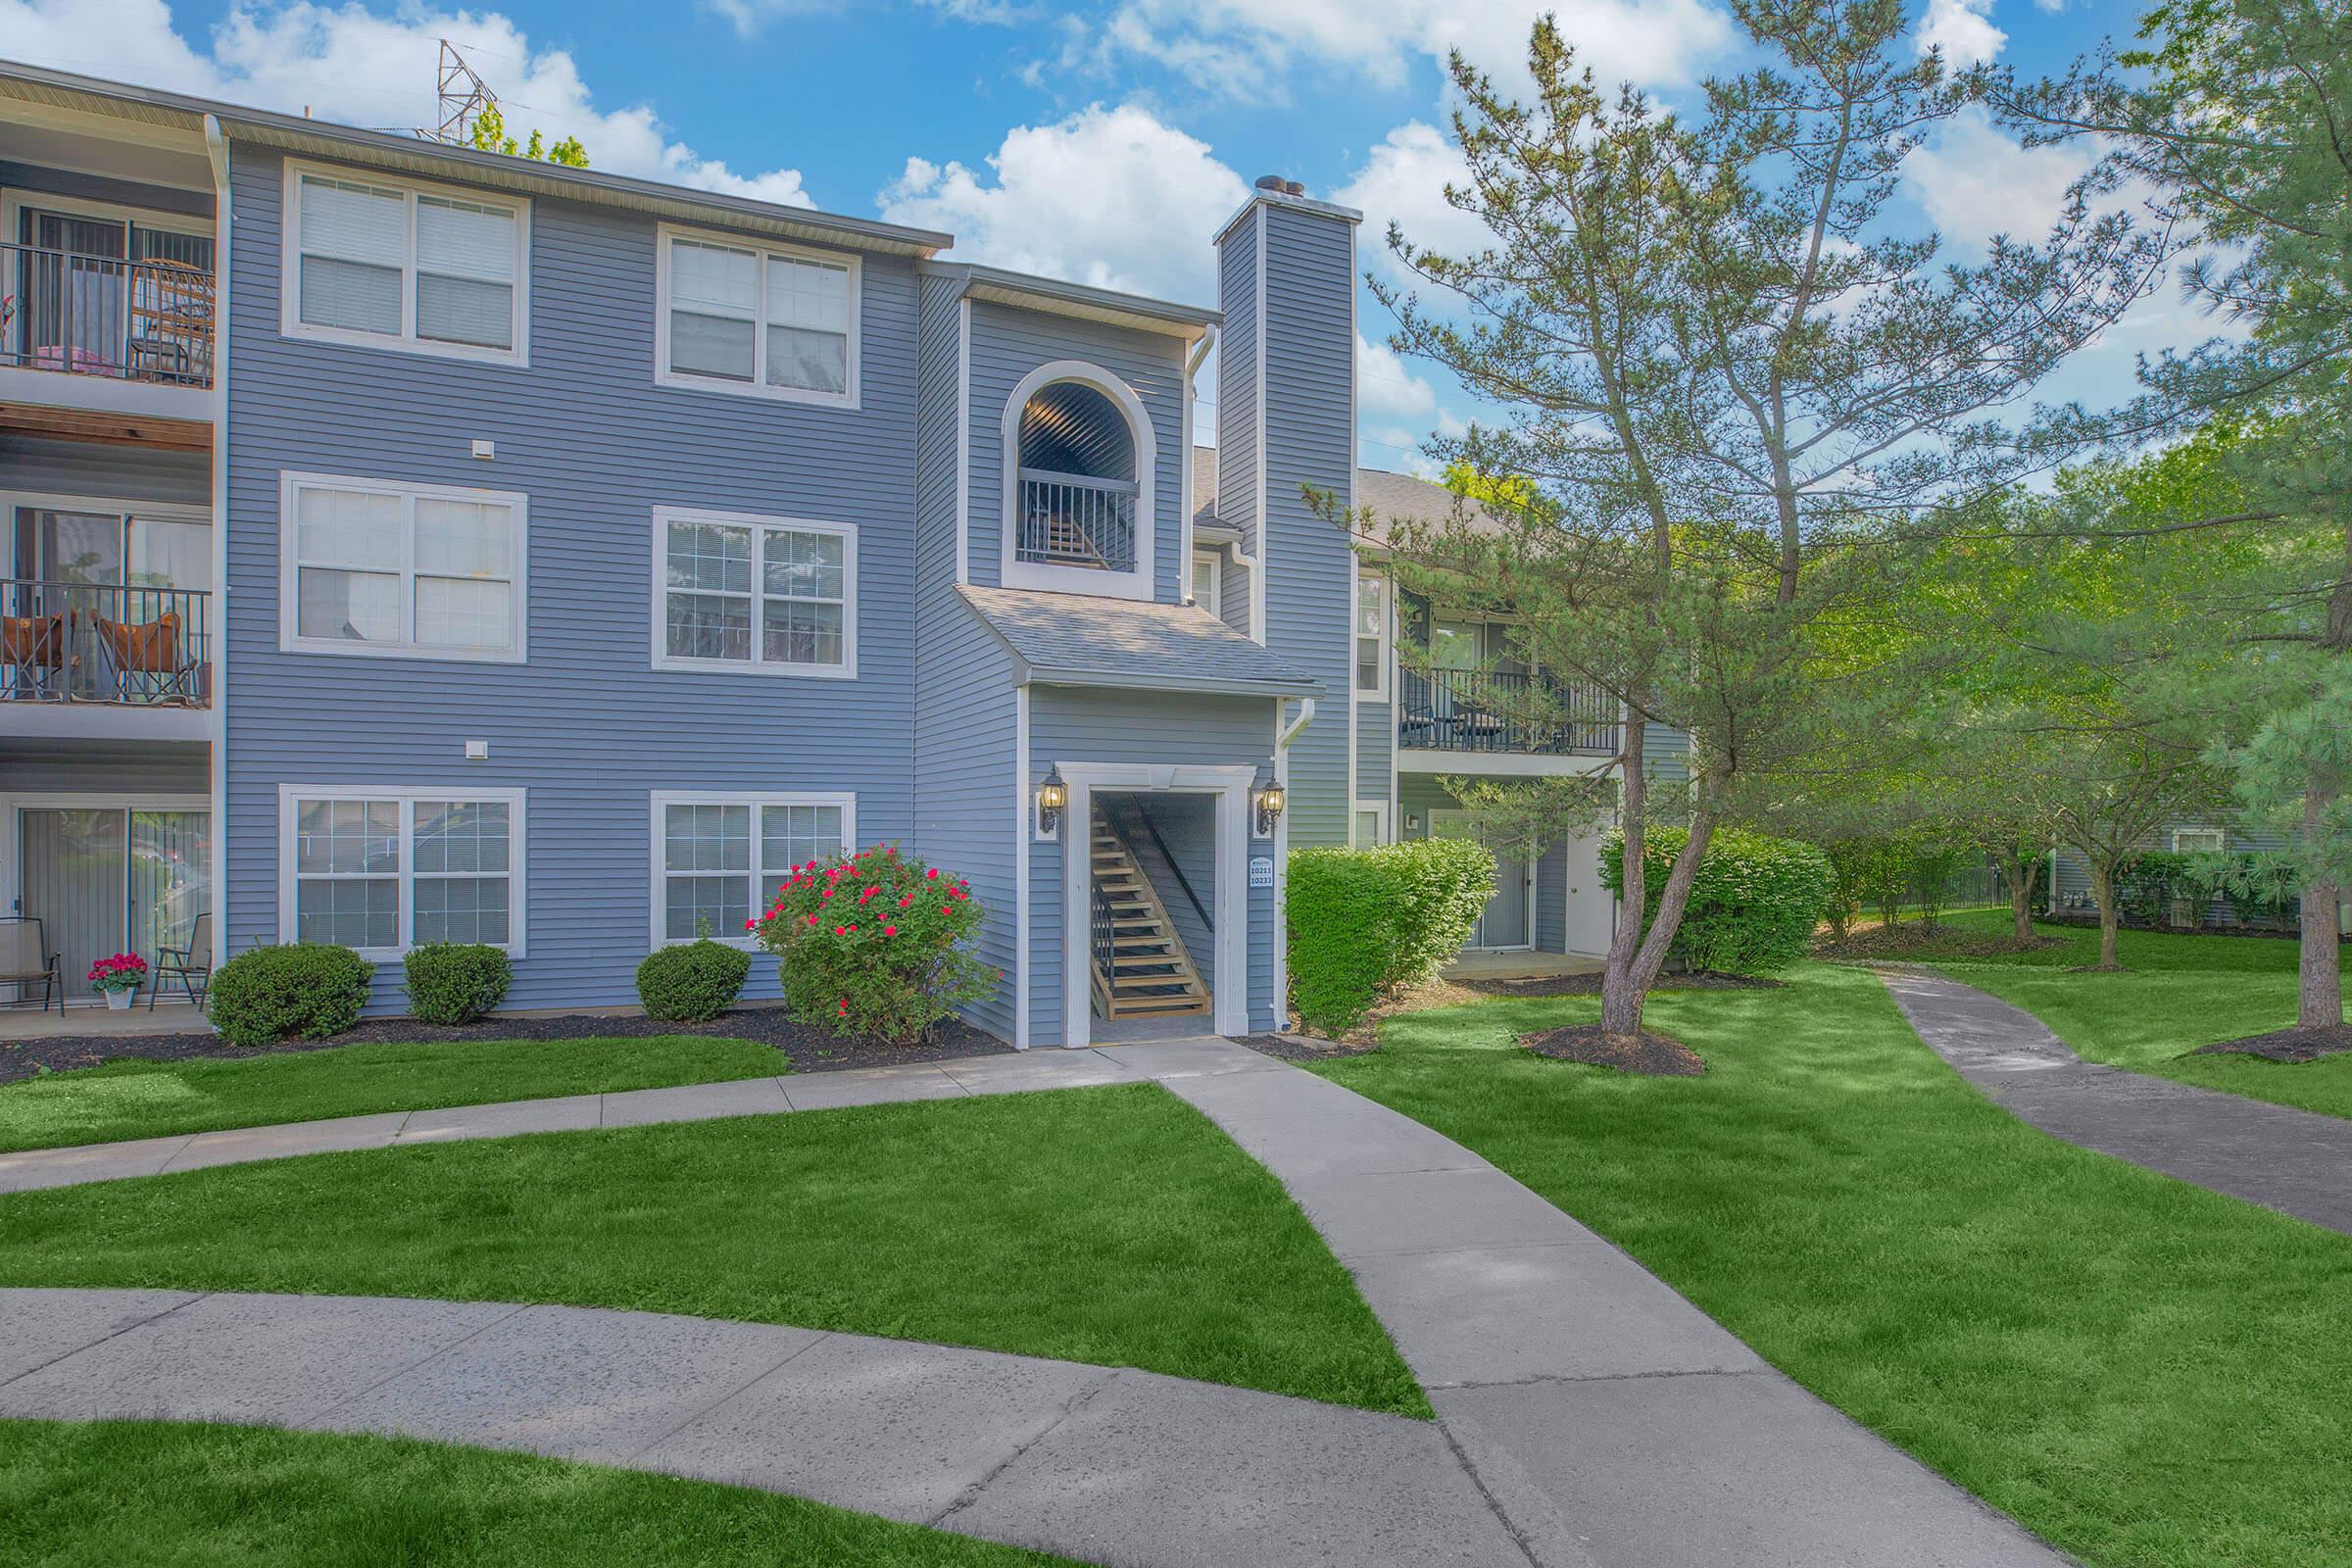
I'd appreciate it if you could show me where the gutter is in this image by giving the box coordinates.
[203,113,230,964]
[1278,697,1317,750]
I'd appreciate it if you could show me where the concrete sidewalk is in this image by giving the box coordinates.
[1879,967,2352,1236]
[0,1288,1526,1568]
[1,1035,2069,1565]
[0,1039,1236,1195]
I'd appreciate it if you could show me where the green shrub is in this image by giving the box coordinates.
[207,943,375,1048]
[754,844,996,1044]
[1603,825,1831,975]
[636,939,753,1022]
[402,943,511,1025]
[1287,837,1494,1036]
[2116,851,2193,927]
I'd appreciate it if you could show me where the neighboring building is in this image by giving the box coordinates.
[0,60,1635,1044]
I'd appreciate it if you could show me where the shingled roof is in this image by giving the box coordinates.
[958,585,1319,698]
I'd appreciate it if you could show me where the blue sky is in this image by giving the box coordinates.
[8,0,2181,470]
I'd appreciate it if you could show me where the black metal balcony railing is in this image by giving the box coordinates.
[1,579,213,708]
[1016,468,1137,572]
[1397,667,1621,756]
[2,241,216,387]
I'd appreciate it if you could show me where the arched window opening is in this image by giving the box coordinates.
[1015,380,1139,572]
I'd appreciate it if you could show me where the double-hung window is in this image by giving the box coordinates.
[657,226,858,407]
[1192,550,1221,618]
[284,163,527,363]
[655,508,856,676]
[652,793,854,946]
[281,473,526,662]
[2173,827,2227,854]
[280,787,525,957]
[1355,570,1391,699]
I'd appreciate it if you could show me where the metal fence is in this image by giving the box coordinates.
[2,241,216,386]
[1396,667,1622,756]
[1,579,213,706]
[1016,469,1137,572]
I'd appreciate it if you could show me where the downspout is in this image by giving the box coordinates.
[1180,325,1215,601]
[204,115,231,960]
[1278,696,1316,752]
[1269,696,1315,1032]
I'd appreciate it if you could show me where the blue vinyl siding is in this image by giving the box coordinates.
[1252,202,1355,850]
[1355,693,1392,809]
[0,742,208,794]
[221,144,920,1009]
[911,271,1018,1041]
[964,301,1188,601]
[1536,839,1567,952]
[1644,721,1690,783]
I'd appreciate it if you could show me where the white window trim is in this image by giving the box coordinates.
[278,159,530,368]
[648,790,858,952]
[652,222,862,411]
[2172,827,2228,854]
[1355,569,1392,702]
[1352,800,1391,848]
[277,470,529,664]
[1191,548,1222,619]
[276,784,527,960]
[649,507,859,680]
[999,359,1157,603]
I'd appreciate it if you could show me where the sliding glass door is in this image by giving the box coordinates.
[14,806,210,1004]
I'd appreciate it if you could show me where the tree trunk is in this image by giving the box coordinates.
[2087,858,2123,970]
[1599,720,1649,1038]
[2006,853,2037,941]
[2299,876,2342,1030]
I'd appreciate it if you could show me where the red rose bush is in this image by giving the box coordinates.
[753,844,997,1043]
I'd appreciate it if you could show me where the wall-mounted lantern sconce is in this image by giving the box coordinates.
[1037,773,1068,837]
[1253,784,1287,837]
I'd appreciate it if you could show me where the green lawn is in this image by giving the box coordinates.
[0,1037,793,1153]
[0,1420,1081,1567]
[0,1082,1425,1417]
[1318,965,2352,1568]
[1909,909,2352,1120]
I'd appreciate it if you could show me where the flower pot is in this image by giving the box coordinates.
[103,988,136,1010]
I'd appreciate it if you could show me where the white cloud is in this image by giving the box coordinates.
[1091,0,1736,98]
[879,104,1250,300]
[698,0,839,39]
[1334,122,1494,283]
[2,0,815,206]
[1906,107,2093,251]
[1916,0,2004,64]
[1357,332,1440,421]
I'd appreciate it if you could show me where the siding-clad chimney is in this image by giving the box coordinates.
[1214,181,1360,850]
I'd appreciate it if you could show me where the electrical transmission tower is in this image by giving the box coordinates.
[416,39,496,147]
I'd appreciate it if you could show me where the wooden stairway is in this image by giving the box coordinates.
[1028,510,1109,568]
[1090,809,1211,1019]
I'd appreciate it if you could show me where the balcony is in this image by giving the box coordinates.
[3,579,213,713]
[1016,468,1138,572]
[1398,668,1620,758]
[1,242,215,426]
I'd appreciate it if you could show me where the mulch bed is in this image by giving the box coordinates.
[1812,925,2066,961]
[1519,1023,1707,1076]
[2191,1023,2352,1064]
[1237,1032,1381,1063]
[0,1006,1012,1086]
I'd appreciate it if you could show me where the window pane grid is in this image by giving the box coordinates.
[662,800,846,942]
[289,796,517,953]
[663,519,849,670]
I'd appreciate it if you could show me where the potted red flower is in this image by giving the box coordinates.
[88,953,148,1010]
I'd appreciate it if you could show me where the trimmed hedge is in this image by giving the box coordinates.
[1287,837,1494,1036]
[636,939,753,1022]
[207,943,375,1048]
[1603,825,1831,976]
[403,943,512,1025]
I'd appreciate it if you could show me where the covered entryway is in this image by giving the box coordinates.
[1055,763,1251,1046]
[4,795,210,1005]
[1431,808,1535,952]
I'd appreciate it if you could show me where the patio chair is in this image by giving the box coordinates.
[93,611,195,704]
[150,913,212,1009]
[0,917,64,1015]
[2,612,64,701]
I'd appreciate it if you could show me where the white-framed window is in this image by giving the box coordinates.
[649,792,856,948]
[280,162,528,365]
[1353,801,1391,847]
[652,508,858,678]
[1355,569,1391,699]
[655,225,860,409]
[279,472,526,662]
[2173,827,2227,854]
[278,786,525,959]
[1192,550,1221,617]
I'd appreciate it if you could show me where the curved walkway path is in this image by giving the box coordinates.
[0,1037,2064,1567]
[1879,967,2352,1236]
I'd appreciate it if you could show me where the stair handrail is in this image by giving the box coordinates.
[1118,801,1213,935]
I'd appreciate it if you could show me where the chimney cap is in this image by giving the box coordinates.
[1254,174,1287,191]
